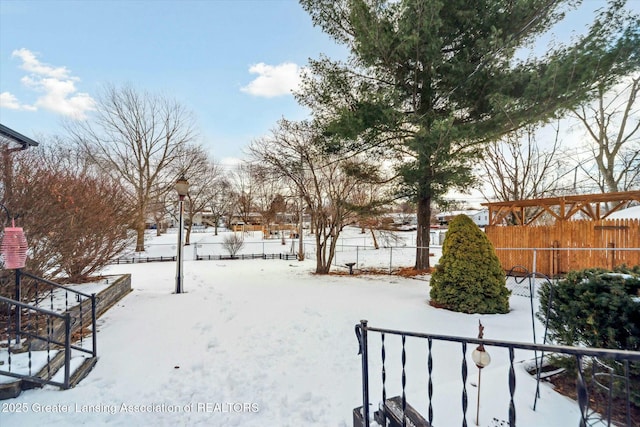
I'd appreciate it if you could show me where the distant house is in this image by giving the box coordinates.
[436,209,489,227]
[229,212,263,226]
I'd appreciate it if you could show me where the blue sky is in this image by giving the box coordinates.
[0,0,347,163]
[1,0,637,165]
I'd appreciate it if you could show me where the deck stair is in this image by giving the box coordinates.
[0,271,131,399]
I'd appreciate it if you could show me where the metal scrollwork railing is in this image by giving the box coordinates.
[354,320,640,427]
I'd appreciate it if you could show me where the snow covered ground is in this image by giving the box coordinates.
[1,228,595,426]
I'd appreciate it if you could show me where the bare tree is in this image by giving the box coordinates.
[228,163,260,226]
[571,75,640,192]
[479,124,566,211]
[171,144,223,245]
[206,175,233,235]
[251,165,290,237]
[222,233,245,258]
[4,143,133,285]
[147,187,170,236]
[351,179,391,248]
[67,84,197,251]
[251,119,385,274]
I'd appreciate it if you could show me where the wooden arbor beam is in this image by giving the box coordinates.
[483,191,640,226]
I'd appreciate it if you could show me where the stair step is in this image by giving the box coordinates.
[0,379,21,400]
[1,273,131,398]
[69,357,97,388]
[21,350,67,390]
[0,351,97,400]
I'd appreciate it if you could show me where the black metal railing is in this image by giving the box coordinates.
[1,296,72,388]
[109,252,298,264]
[195,253,298,261]
[111,255,177,264]
[16,270,98,356]
[354,320,640,427]
[0,270,98,390]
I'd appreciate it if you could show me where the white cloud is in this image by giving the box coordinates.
[22,75,95,120]
[0,91,37,111]
[240,62,303,98]
[1,49,96,119]
[12,48,70,79]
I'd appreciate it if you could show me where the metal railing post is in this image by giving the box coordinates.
[64,313,71,388]
[357,319,370,427]
[91,293,97,357]
[14,268,21,346]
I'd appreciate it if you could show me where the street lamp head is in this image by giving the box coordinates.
[175,175,189,200]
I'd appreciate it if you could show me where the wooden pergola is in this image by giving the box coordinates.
[482,191,640,226]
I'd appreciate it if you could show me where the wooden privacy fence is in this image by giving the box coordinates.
[485,218,640,276]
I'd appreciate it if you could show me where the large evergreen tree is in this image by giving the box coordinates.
[299,0,640,270]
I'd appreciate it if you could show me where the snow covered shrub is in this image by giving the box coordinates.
[538,266,640,350]
[537,266,640,406]
[429,214,510,314]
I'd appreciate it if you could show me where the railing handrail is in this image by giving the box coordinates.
[0,295,66,319]
[1,298,72,389]
[361,323,640,361]
[1,296,95,356]
[356,320,639,427]
[19,270,95,299]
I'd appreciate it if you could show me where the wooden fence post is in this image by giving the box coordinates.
[607,242,616,270]
[551,240,560,277]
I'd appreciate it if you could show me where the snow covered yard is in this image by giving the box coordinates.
[1,229,591,426]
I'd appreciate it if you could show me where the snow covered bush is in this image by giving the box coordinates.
[429,214,510,314]
[537,266,640,406]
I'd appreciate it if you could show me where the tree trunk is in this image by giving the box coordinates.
[134,205,147,252]
[185,223,192,245]
[315,233,328,274]
[314,224,334,274]
[370,228,379,249]
[135,226,145,252]
[415,195,431,270]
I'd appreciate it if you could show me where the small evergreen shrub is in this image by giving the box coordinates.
[538,266,640,349]
[537,266,640,406]
[429,214,510,314]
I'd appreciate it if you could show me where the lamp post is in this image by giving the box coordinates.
[174,175,189,294]
[298,150,304,261]
[472,320,491,426]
